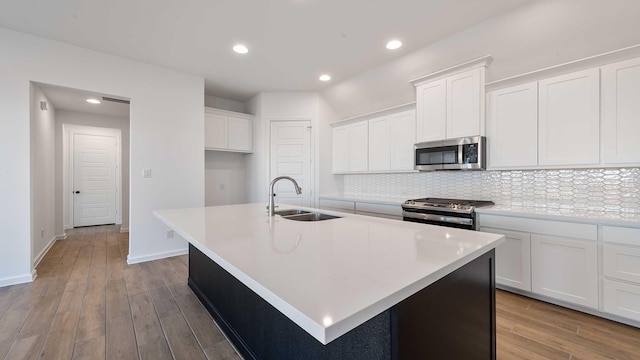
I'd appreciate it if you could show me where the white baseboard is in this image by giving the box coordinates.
[0,271,36,287]
[64,225,73,230]
[32,233,64,268]
[127,247,188,265]
[119,227,129,233]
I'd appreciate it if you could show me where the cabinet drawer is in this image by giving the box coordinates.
[603,244,640,284]
[603,279,640,322]
[319,199,355,213]
[602,226,640,246]
[478,214,597,241]
[355,202,402,217]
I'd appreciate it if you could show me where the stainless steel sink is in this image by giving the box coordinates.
[275,209,311,217]
[281,212,342,221]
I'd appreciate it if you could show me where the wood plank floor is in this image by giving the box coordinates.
[0,225,639,359]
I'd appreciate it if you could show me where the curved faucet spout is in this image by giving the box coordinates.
[268,176,302,216]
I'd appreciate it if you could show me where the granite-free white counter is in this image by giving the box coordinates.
[154,203,504,344]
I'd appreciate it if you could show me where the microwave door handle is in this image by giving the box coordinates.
[458,144,464,165]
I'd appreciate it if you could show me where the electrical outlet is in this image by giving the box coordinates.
[40,229,45,238]
[165,230,174,239]
[143,169,152,178]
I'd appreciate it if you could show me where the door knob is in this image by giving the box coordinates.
[74,191,80,194]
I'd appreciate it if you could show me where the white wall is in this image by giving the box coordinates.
[0,27,204,286]
[245,92,318,205]
[205,151,247,206]
[55,110,130,231]
[322,0,640,119]
[30,85,58,268]
[205,95,245,113]
[318,96,342,196]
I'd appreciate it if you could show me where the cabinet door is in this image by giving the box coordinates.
[204,113,227,149]
[538,68,600,166]
[481,227,531,291]
[416,78,446,142]
[368,116,391,171]
[487,82,538,168]
[531,234,598,308]
[227,116,252,152]
[603,279,640,321]
[332,126,350,173]
[349,122,368,172]
[389,110,416,171]
[602,57,640,165]
[447,68,481,139]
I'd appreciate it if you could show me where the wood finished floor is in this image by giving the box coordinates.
[0,225,639,359]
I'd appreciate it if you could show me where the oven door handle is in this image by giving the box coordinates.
[402,211,474,226]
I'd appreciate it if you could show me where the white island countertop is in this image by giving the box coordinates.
[154,203,504,345]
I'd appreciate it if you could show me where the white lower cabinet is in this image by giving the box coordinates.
[531,234,598,309]
[603,279,640,321]
[480,227,531,291]
[602,244,640,284]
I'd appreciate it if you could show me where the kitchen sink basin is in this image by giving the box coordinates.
[275,209,311,216]
[281,212,342,221]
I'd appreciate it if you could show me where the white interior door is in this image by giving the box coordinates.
[270,121,312,207]
[73,133,117,227]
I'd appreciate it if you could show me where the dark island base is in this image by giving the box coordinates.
[188,244,496,360]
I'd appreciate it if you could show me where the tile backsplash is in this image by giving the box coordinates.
[344,168,640,213]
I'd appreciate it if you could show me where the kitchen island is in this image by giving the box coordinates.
[154,203,504,360]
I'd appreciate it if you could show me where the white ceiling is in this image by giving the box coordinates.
[1,0,531,101]
[39,84,130,118]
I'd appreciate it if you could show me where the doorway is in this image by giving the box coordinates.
[269,120,313,207]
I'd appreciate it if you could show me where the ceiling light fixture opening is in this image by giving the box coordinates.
[386,40,402,50]
[319,74,331,82]
[233,44,249,54]
[86,98,101,104]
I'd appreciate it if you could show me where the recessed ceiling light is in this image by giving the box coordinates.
[233,44,249,54]
[86,98,101,104]
[386,40,402,50]
[319,74,331,82]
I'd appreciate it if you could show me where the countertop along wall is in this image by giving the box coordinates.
[0,27,204,286]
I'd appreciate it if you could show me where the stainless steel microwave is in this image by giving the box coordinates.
[414,136,486,171]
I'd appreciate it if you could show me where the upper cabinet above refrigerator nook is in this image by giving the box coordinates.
[205,107,253,153]
[411,57,491,143]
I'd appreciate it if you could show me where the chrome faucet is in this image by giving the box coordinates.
[268,176,302,216]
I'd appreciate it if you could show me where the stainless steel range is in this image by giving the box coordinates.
[401,198,494,230]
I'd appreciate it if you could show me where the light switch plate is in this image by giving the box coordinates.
[143,169,151,178]
[165,230,174,239]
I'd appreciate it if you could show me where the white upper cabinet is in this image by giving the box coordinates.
[487,82,538,168]
[204,107,253,153]
[368,116,391,171]
[227,116,252,152]
[446,68,482,139]
[204,112,227,149]
[389,110,416,171]
[601,57,640,165]
[332,126,350,173]
[349,122,369,172]
[333,109,415,174]
[416,78,447,142]
[332,121,368,173]
[413,59,489,143]
[538,68,600,166]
